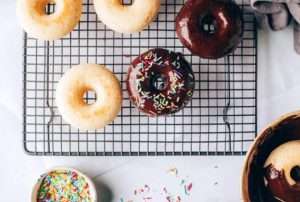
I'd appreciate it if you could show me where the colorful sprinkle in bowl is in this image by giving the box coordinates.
[32,167,97,202]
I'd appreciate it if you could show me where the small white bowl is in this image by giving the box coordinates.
[32,167,97,202]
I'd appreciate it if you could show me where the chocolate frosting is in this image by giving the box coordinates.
[126,48,195,116]
[175,0,243,59]
[264,164,300,202]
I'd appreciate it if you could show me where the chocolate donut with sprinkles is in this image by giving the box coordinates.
[126,48,195,116]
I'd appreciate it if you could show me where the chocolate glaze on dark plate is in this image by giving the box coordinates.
[126,48,195,117]
[244,114,300,202]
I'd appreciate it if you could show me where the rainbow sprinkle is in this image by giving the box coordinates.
[119,167,193,202]
[37,170,93,202]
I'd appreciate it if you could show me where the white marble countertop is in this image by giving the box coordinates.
[1,1,300,202]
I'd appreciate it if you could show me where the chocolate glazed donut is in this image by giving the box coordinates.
[176,0,243,59]
[264,165,300,202]
[263,140,300,202]
[126,49,195,117]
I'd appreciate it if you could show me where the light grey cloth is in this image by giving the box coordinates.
[251,0,300,54]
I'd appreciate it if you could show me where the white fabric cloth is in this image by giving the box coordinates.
[251,0,300,53]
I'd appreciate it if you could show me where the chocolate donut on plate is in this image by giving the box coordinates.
[264,140,300,202]
[176,0,243,59]
[126,48,195,117]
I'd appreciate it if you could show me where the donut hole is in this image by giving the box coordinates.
[199,14,218,35]
[43,1,56,15]
[82,90,97,105]
[151,74,168,91]
[122,0,133,5]
[290,166,300,182]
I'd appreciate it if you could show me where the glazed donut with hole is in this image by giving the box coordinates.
[56,64,122,130]
[94,0,160,33]
[176,0,243,59]
[16,0,82,40]
[126,48,195,117]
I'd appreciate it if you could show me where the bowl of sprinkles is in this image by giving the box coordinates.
[32,167,97,202]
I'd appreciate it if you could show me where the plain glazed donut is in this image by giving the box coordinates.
[176,0,243,59]
[126,48,195,117]
[94,0,160,33]
[264,140,300,202]
[16,0,82,41]
[56,64,122,130]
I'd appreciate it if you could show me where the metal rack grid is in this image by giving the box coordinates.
[23,0,257,156]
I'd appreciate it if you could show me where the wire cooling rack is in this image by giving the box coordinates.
[23,0,257,156]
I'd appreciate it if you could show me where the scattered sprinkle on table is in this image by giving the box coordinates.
[119,167,193,202]
[167,168,178,177]
[37,170,93,202]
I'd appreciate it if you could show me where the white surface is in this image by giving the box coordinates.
[1,1,300,202]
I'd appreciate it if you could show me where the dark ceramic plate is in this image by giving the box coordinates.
[242,111,300,202]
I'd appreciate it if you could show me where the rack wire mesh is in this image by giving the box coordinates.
[23,0,257,156]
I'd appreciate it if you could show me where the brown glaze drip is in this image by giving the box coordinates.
[246,115,300,202]
[126,48,195,116]
[175,0,243,59]
[264,164,300,202]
